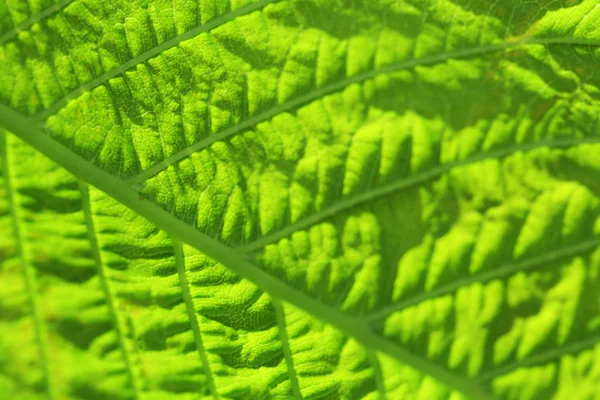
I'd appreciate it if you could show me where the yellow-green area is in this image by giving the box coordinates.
[1,0,600,399]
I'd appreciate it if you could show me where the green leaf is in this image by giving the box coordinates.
[1,0,600,399]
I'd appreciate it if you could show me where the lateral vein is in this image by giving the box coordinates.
[127,37,600,184]
[79,181,143,400]
[0,0,75,45]
[33,0,279,121]
[272,298,303,399]
[366,238,600,322]
[0,132,55,399]
[236,136,600,253]
[477,333,600,382]
[172,240,219,400]
[367,350,387,400]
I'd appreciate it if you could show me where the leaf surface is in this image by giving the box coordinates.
[1,0,600,399]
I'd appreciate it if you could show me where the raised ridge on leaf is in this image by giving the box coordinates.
[1,1,600,399]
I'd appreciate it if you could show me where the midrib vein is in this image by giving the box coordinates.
[0,104,493,400]
[127,36,600,184]
[33,0,279,121]
[79,181,142,400]
[0,0,74,45]
[173,240,219,400]
[0,133,55,399]
[366,238,600,322]
[272,298,303,399]
[237,136,600,254]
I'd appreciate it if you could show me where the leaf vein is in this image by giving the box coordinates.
[0,0,74,46]
[0,106,493,399]
[127,36,600,185]
[79,181,143,400]
[33,0,279,121]
[0,132,55,399]
[367,350,387,400]
[366,238,600,322]
[477,333,600,382]
[237,136,600,254]
[173,240,219,399]
[273,298,303,399]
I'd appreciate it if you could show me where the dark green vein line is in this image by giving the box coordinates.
[366,238,600,322]
[477,334,600,382]
[78,181,142,400]
[172,240,219,400]
[272,298,303,399]
[237,136,600,254]
[0,132,54,399]
[0,0,74,45]
[367,350,387,400]
[0,104,493,400]
[127,36,600,185]
[33,0,279,121]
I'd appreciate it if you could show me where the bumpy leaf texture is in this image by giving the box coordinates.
[1,0,600,399]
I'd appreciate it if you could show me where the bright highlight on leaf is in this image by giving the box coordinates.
[1,0,600,399]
